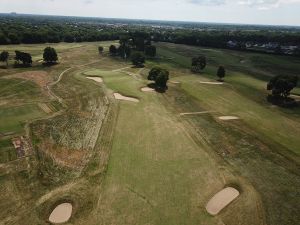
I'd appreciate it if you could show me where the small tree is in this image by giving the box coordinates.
[98,46,104,55]
[43,47,58,64]
[267,75,298,99]
[191,56,206,73]
[118,45,131,59]
[148,67,169,89]
[0,51,9,67]
[131,52,145,67]
[155,71,169,89]
[109,45,117,56]
[217,66,226,81]
[15,51,32,67]
[145,45,156,57]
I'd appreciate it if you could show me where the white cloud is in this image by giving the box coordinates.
[238,0,300,10]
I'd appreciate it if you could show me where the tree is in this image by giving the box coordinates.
[15,51,32,66]
[131,52,145,67]
[267,75,298,99]
[118,45,131,59]
[148,67,169,89]
[43,47,58,64]
[109,45,117,56]
[145,45,156,57]
[191,56,206,73]
[98,46,104,54]
[0,51,9,67]
[217,66,226,81]
[155,71,169,89]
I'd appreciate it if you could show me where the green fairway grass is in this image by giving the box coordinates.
[0,41,299,225]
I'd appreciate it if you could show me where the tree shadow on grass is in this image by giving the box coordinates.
[42,62,59,67]
[147,82,168,93]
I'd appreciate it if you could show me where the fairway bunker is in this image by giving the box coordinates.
[141,87,155,92]
[199,81,223,85]
[113,93,139,102]
[206,187,240,215]
[49,203,73,224]
[180,111,215,116]
[219,116,239,120]
[86,76,103,83]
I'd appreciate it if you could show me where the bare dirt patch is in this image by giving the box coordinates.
[38,103,52,114]
[86,76,103,83]
[199,81,223,85]
[6,71,51,89]
[141,87,155,92]
[12,136,32,158]
[219,116,239,121]
[49,203,73,224]
[113,93,139,102]
[206,187,240,215]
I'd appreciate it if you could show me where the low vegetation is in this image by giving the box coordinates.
[0,40,299,225]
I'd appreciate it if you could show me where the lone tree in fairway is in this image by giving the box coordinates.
[148,66,169,89]
[0,51,9,67]
[217,66,226,81]
[267,75,298,100]
[109,45,117,56]
[43,47,58,64]
[15,51,32,67]
[98,46,104,55]
[191,56,206,73]
[131,52,145,67]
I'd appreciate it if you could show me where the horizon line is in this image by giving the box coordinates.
[1,12,300,28]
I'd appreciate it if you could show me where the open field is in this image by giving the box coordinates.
[0,41,299,225]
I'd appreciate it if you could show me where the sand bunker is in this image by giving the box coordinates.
[170,81,181,84]
[86,76,103,83]
[114,93,139,102]
[180,111,215,116]
[49,203,73,224]
[206,187,240,215]
[200,81,223,85]
[141,87,155,92]
[219,116,239,121]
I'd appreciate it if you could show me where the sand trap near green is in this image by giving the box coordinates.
[180,111,214,116]
[49,203,73,224]
[113,93,139,102]
[86,76,103,83]
[219,116,239,120]
[206,187,240,215]
[199,81,223,85]
[141,87,155,92]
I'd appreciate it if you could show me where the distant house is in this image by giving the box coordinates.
[227,41,238,48]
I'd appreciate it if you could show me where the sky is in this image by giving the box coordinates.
[1,0,300,26]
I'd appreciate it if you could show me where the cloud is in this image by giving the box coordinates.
[188,0,226,5]
[238,0,300,10]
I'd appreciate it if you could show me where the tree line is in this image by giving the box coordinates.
[1,15,300,56]
[0,47,58,67]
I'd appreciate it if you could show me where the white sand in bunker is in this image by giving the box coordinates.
[86,76,103,83]
[113,93,139,102]
[206,187,240,215]
[219,116,239,120]
[141,87,155,92]
[49,203,73,224]
[199,81,223,85]
[180,111,215,116]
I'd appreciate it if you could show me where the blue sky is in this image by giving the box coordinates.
[1,0,300,26]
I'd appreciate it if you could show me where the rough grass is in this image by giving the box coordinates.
[0,41,299,225]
